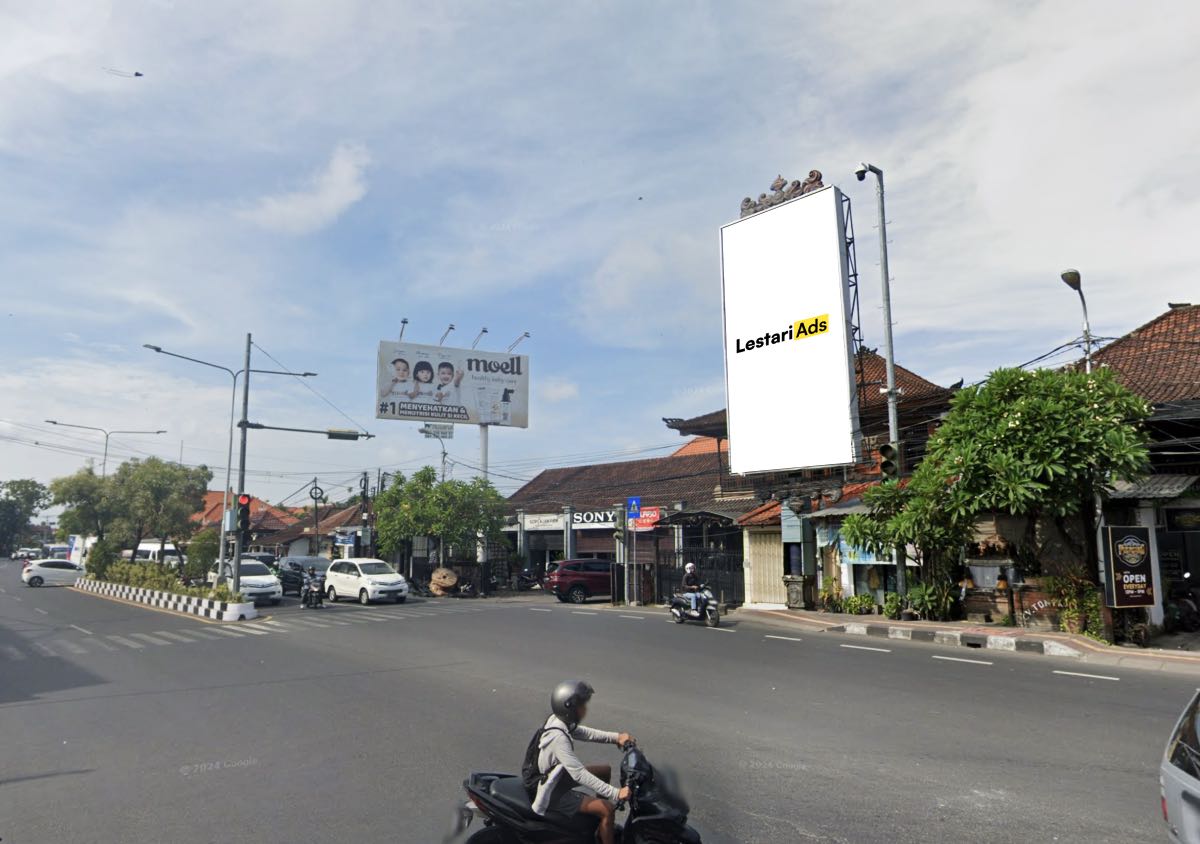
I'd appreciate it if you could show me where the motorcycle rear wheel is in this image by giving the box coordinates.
[464,828,509,843]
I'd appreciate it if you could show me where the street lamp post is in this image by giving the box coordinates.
[856,162,906,595]
[1059,269,1106,589]
[43,421,166,477]
[143,340,317,589]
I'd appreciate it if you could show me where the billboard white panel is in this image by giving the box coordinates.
[720,186,859,474]
[376,341,529,428]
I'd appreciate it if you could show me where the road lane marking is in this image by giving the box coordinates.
[572,611,598,616]
[1053,670,1119,682]
[32,642,56,657]
[207,627,246,637]
[90,637,117,651]
[619,615,645,620]
[764,635,804,643]
[341,615,371,623]
[183,627,221,639]
[130,632,171,646]
[154,631,197,644]
[1,644,27,660]
[932,655,992,665]
[529,608,552,613]
[705,626,736,633]
[840,644,891,653]
[108,635,145,649]
[70,624,92,635]
[53,639,88,655]
[290,618,330,628]
[239,623,276,633]
[34,607,48,615]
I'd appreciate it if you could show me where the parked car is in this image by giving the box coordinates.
[205,560,283,605]
[545,559,613,604]
[22,559,86,587]
[1163,689,1200,842]
[325,558,409,605]
[278,556,332,596]
[15,547,41,561]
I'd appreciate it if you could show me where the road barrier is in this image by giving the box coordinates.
[73,577,258,621]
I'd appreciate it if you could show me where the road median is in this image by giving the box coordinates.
[73,577,258,622]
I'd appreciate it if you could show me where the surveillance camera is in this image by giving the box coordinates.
[855,163,868,182]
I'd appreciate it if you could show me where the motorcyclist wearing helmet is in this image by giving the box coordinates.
[682,562,702,612]
[533,680,634,844]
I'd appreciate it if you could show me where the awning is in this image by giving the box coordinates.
[1108,475,1198,500]
[809,500,869,519]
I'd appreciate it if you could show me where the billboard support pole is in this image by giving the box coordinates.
[233,333,251,597]
[866,165,905,596]
[478,424,489,594]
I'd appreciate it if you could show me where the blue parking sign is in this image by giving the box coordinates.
[626,496,641,517]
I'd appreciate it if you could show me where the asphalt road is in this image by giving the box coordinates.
[0,557,1191,843]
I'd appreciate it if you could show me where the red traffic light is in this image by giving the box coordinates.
[237,494,251,506]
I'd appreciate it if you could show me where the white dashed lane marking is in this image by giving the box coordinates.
[840,643,890,653]
[70,624,92,635]
[154,631,197,644]
[34,608,48,615]
[619,615,645,620]
[764,635,804,643]
[932,655,992,666]
[107,635,144,649]
[1053,670,1119,682]
[130,633,171,646]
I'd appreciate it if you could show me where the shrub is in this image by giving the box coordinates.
[843,593,876,615]
[86,538,118,580]
[819,580,844,613]
[97,561,242,603]
[883,592,902,620]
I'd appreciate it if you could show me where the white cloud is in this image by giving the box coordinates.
[240,143,371,235]
[540,377,580,404]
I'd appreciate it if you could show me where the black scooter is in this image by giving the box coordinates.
[448,741,701,843]
[301,575,325,609]
[669,586,720,628]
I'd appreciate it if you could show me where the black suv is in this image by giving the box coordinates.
[278,556,331,596]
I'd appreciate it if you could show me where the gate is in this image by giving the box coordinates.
[655,548,745,607]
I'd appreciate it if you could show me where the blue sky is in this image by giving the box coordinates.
[2,1,1198,505]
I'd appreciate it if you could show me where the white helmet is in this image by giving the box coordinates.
[684,562,696,573]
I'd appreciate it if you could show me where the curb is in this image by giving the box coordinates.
[73,578,258,622]
[830,621,1084,658]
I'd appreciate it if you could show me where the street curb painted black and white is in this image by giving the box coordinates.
[832,622,1084,658]
[73,578,258,622]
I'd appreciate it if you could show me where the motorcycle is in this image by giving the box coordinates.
[301,575,325,609]
[448,741,701,844]
[515,569,542,591]
[669,586,720,628]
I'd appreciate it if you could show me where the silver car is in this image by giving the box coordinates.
[1162,690,1200,842]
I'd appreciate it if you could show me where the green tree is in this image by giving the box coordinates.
[843,367,1149,584]
[185,526,220,581]
[375,467,507,563]
[0,479,51,554]
[51,468,114,540]
[107,458,212,559]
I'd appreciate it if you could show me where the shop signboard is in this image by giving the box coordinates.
[630,506,661,531]
[1165,509,1200,532]
[376,340,529,427]
[572,509,617,530]
[522,513,565,531]
[1104,526,1155,608]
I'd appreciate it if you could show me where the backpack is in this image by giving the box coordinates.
[521,724,571,797]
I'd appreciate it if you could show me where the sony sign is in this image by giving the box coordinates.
[572,510,617,530]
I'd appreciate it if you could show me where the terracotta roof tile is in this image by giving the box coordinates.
[1088,304,1200,404]
[671,437,729,457]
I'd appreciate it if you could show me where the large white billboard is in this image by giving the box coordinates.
[720,186,860,474]
[376,341,529,428]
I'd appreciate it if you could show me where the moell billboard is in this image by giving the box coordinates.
[376,341,529,427]
[720,186,860,474]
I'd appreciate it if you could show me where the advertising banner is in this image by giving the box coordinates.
[631,506,661,531]
[1104,526,1155,608]
[720,186,860,474]
[376,341,529,427]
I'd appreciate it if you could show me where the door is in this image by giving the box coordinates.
[328,562,347,593]
[583,561,612,596]
[45,562,79,584]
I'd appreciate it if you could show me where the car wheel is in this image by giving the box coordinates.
[359,589,370,605]
[326,586,338,603]
[568,585,587,604]
[28,576,43,587]
[555,594,568,603]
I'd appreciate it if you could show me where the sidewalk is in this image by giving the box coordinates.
[739,607,1200,676]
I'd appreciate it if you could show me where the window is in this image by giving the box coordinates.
[584,562,611,573]
[44,562,73,569]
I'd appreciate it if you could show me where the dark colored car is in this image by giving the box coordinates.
[278,556,332,596]
[242,552,278,570]
[546,559,613,604]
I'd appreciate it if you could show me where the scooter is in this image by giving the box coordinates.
[669,586,720,628]
[448,741,701,843]
[301,575,325,609]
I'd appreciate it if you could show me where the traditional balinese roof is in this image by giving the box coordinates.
[1088,303,1200,404]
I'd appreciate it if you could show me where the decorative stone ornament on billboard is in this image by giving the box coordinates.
[376,340,529,427]
[1104,526,1155,608]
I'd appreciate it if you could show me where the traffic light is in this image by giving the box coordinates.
[878,442,904,479]
[236,494,252,544]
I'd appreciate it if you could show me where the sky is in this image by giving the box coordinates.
[2,0,1198,508]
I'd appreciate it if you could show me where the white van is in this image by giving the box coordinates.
[123,542,188,567]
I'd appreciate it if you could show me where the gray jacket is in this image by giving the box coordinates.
[531,714,620,815]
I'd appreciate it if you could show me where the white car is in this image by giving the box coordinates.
[325,558,409,605]
[206,560,282,605]
[22,558,85,587]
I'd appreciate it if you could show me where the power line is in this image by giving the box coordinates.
[251,341,371,434]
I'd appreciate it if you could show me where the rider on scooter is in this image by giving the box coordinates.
[682,562,702,613]
[533,680,634,844]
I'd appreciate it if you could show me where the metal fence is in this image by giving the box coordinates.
[655,548,745,607]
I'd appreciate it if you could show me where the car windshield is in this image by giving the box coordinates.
[238,562,272,577]
[290,558,330,571]
[1168,692,1200,779]
[359,562,396,575]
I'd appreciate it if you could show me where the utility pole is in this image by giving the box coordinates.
[478,423,489,596]
[233,333,251,596]
[859,163,906,596]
